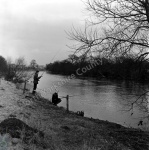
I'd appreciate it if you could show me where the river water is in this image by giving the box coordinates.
[35,72,149,129]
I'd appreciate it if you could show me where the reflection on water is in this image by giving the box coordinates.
[37,72,149,129]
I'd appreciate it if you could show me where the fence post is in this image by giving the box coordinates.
[66,95,69,111]
[23,80,27,94]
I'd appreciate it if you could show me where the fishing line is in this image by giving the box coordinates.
[59,94,82,98]
[39,49,63,77]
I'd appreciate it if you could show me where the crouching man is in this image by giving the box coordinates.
[52,92,61,106]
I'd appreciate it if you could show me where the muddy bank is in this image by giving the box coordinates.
[0,79,148,150]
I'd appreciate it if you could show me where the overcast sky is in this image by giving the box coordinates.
[0,0,86,65]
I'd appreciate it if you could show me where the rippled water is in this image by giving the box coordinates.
[36,72,149,129]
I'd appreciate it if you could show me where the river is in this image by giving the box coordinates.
[35,72,149,129]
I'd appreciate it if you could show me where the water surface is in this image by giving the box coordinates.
[36,72,149,129]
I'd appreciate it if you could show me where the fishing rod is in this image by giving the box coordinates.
[31,49,63,94]
[39,49,63,77]
[41,71,45,77]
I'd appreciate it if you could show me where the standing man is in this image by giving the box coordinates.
[32,70,42,94]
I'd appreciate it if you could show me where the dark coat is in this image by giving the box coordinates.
[33,73,40,84]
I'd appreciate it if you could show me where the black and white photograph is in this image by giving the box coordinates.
[0,0,149,149]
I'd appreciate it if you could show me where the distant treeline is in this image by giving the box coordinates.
[0,55,45,82]
[46,55,149,82]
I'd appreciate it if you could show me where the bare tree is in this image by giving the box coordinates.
[30,59,38,69]
[12,57,27,82]
[69,0,149,126]
[0,56,8,75]
[69,0,149,59]
[6,57,33,83]
[67,54,80,64]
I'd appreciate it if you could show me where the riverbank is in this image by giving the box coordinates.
[0,79,149,150]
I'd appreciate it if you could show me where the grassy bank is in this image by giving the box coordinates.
[0,80,149,150]
[27,94,149,150]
